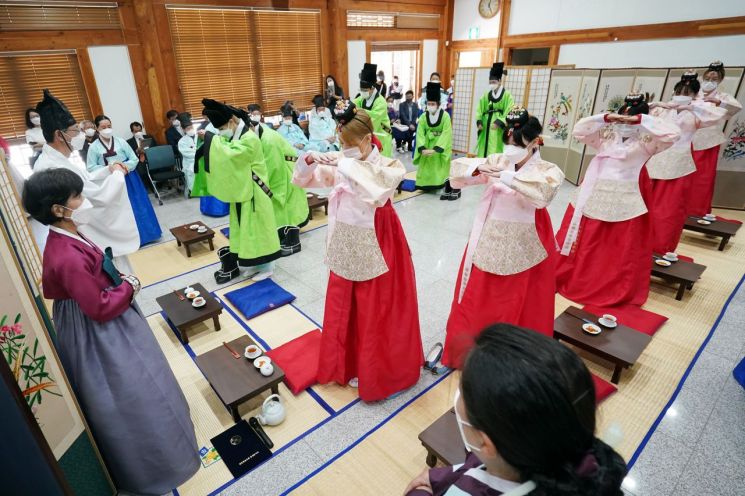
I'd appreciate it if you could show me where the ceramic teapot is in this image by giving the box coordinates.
[257,394,286,426]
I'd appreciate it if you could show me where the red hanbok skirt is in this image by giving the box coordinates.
[555,168,652,307]
[317,200,423,402]
[688,145,720,217]
[442,209,557,369]
[649,174,692,254]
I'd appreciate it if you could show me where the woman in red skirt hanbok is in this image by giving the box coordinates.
[292,101,422,401]
[443,109,565,368]
[689,61,743,216]
[648,72,726,254]
[555,94,681,307]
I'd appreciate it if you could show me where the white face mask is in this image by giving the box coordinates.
[100,128,114,139]
[62,198,94,226]
[388,103,394,108]
[377,76,383,82]
[84,128,96,137]
[342,146,362,159]
[250,115,261,125]
[283,119,293,126]
[360,90,371,99]
[672,95,692,105]
[327,80,334,87]
[218,128,234,138]
[701,81,718,92]
[427,105,438,114]
[186,128,196,137]
[134,131,144,139]
[503,144,527,164]
[431,79,440,84]
[69,130,86,151]
[31,116,41,126]
[454,389,482,453]
[490,83,501,91]
[173,120,181,128]
[616,123,636,138]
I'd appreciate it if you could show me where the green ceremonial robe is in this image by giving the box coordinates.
[191,135,209,197]
[475,88,514,157]
[205,130,280,265]
[413,110,452,189]
[258,124,310,228]
[353,94,393,158]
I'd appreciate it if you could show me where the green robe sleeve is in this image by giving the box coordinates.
[412,115,425,164]
[207,133,264,203]
[434,113,452,156]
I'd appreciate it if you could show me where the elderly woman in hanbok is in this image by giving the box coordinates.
[555,94,681,307]
[647,73,726,253]
[292,103,422,401]
[308,95,339,152]
[443,109,564,369]
[689,61,743,216]
[278,107,319,152]
[87,114,162,245]
[22,168,199,495]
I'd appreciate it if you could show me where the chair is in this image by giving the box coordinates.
[144,145,184,205]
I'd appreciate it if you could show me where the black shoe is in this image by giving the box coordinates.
[448,189,461,201]
[439,192,451,200]
[214,250,239,283]
[214,267,239,284]
[279,226,301,257]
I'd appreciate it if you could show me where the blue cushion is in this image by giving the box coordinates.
[400,179,416,192]
[220,227,230,239]
[224,279,296,320]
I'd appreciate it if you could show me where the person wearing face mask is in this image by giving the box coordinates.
[375,70,387,98]
[177,113,198,195]
[238,105,309,256]
[475,63,514,158]
[405,324,627,496]
[189,115,230,218]
[24,107,46,167]
[555,94,681,307]
[647,73,727,254]
[165,109,184,157]
[309,95,339,152]
[386,96,398,122]
[689,61,743,216]
[23,168,200,496]
[30,90,138,256]
[397,90,419,152]
[324,74,345,109]
[442,109,564,367]
[353,62,394,157]
[418,72,449,111]
[78,119,97,163]
[200,98,280,283]
[389,75,403,107]
[293,102,422,401]
[278,106,315,151]
[127,120,160,190]
[413,82,456,199]
[88,114,162,246]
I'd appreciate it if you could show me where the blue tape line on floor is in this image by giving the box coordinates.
[626,272,745,469]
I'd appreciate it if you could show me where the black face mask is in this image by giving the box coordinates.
[406,97,413,101]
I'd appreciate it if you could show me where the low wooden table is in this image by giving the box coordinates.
[156,283,221,344]
[418,408,466,468]
[651,254,707,301]
[306,193,328,220]
[170,221,215,257]
[554,306,652,384]
[683,216,740,251]
[196,336,285,423]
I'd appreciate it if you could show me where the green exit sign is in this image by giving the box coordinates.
[468,27,480,40]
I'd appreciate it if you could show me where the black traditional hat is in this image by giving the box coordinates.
[619,92,649,116]
[505,107,529,129]
[707,60,725,77]
[201,98,232,128]
[35,89,76,140]
[681,70,699,82]
[489,62,505,81]
[332,100,357,125]
[426,82,441,103]
[177,112,192,129]
[359,63,377,89]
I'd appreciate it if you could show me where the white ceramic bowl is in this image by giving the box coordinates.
[703,214,716,221]
[192,297,206,308]
[697,219,711,225]
[655,259,672,267]
[189,224,200,230]
[185,291,200,299]
[582,323,601,335]
[663,252,678,262]
[599,317,618,328]
[244,345,262,360]
[253,356,272,369]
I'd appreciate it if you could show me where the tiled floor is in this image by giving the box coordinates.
[134,149,744,495]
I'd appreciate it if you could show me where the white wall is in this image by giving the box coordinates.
[558,35,745,68]
[87,46,143,139]
[347,40,366,97]
[422,39,439,84]
[452,0,501,41]
[509,0,745,35]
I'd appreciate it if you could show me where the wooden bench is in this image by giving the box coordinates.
[651,254,707,301]
[683,216,740,251]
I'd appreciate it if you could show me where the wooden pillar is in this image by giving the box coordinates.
[498,0,511,62]
[327,0,348,93]
[76,47,103,118]
[548,45,560,65]
[441,0,454,84]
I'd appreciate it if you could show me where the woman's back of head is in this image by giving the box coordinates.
[461,324,626,495]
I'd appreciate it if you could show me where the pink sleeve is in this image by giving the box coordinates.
[638,114,681,155]
[572,113,609,150]
[690,101,728,129]
[292,153,337,188]
[450,173,488,189]
[59,253,134,322]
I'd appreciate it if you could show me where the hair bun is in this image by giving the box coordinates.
[332,100,357,125]
[506,107,529,129]
[708,60,724,71]
[681,70,699,82]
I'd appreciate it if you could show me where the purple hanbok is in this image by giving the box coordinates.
[42,228,199,495]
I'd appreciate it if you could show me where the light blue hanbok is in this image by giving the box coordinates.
[278,121,323,152]
[308,109,339,152]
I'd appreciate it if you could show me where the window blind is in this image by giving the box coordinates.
[0,51,92,139]
[0,1,120,31]
[167,6,322,116]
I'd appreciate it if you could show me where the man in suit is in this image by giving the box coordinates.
[164,109,183,157]
[127,121,159,191]
[395,90,418,152]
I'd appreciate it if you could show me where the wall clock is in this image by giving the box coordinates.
[478,0,500,19]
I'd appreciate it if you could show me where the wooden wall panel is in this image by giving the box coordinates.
[0,30,123,52]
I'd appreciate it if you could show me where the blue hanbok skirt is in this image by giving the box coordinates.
[125,172,161,245]
[200,196,230,217]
